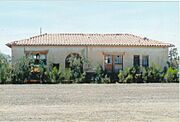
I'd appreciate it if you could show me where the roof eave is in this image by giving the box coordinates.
[6,44,175,47]
[165,44,175,47]
[6,43,12,48]
[170,44,175,47]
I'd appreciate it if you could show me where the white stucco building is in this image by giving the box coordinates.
[6,33,173,72]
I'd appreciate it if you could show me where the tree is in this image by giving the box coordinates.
[168,47,179,69]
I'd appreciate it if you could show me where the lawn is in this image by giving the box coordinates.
[0,83,179,122]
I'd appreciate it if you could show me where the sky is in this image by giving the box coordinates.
[0,1,179,56]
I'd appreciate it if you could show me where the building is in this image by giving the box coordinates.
[6,33,173,72]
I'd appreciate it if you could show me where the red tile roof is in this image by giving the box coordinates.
[6,33,174,48]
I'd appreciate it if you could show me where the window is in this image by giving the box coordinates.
[30,53,47,65]
[105,55,112,64]
[133,55,140,66]
[115,55,123,64]
[114,55,123,72]
[142,55,149,67]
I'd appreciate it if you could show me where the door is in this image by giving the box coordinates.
[104,55,113,72]
[104,55,123,73]
[113,55,123,73]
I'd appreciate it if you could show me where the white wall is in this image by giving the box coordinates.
[11,45,169,70]
[88,46,168,69]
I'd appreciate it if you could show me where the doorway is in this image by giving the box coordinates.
[104,54,123,73]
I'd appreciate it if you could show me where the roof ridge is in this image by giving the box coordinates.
[29,33,47,39]
[48,33,128,35]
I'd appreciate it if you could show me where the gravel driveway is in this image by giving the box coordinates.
[0,83,179,122]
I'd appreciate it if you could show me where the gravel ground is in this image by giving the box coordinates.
[0,83,179,122]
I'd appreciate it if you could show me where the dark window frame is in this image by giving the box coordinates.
[142,55,149,67]
[133,55,140,67]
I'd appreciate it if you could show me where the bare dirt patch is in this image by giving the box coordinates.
[0,83,179,122]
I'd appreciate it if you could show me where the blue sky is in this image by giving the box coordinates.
[0,1,179,55]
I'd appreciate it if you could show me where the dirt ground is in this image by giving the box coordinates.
[0,83,179,122]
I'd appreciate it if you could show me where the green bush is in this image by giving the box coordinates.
[11,57,31,84]
[0,53,11,84]
[118,68,129,83]
[51,67,61,83]
[92,65,112,83]
[125,74,134,83]
[62,68,72,81]
[74,72,86,83]
[164,67,179,83]
[93,65,105,83]
[118,66,143,83]
[117,65,177,83]
[135,73,143,83]
[43,71,51,83]
[67,54,86,83]
[129,66,143,83]
[101,74,111,83]
[61,68,73,84]
[142,64,163,83]
[43,66,63,84]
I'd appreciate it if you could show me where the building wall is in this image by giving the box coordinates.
[11,45,169,70]
[87,46,168,69]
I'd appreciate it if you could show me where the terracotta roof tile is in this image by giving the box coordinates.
[6,33,174,47]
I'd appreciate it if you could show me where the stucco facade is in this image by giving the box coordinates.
[7,33,173,72]
[11,45,169,71]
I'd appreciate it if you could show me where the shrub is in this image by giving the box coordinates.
[118,68,129,83]
[125,74,134,83]
[129,66,143,83]
[67,54,87,83]
[164,67,179,83]
[43,66,63,84]
[135,73,143,83]
[101,74,111,83]
[0,53,11,84]
[43,71,51,83]
[118,66,143,83]
[142,64,162,83]
[118,65,171,83]
[74,72,86,83]
[63,68,72,81]
[11,57,31,84]
[92,65,112,83]
[61,68,73,84]
[94,65,104,83]
[93,65,105,83]
[52,67,61,83]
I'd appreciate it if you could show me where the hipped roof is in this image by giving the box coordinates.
[6,33,174,48]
